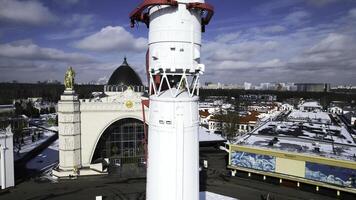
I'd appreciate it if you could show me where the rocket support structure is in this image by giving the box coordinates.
[130,1,213,199]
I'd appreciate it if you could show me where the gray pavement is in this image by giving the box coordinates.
[1,147,354,200]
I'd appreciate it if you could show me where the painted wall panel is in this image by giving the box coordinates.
[231,151,275,172]
[275,157,305,177]
[305,162,356,188]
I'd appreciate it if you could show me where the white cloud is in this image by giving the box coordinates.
[0,40,93,63]
[290,33,356,68]
[64,14,95,27]
[258,59,285,68]
[284,11,310,26]
[307,33,350,53]
[216,32,240,43]
[201,8,356,85]
[97,76,109,84]
[255,1,300,16]
[74,26,147,53]
[204,39,279,62]
[46,28,89,40]
[262,25,286,33]
[46,14,96,40]
[349,8,356,18]
[0,0,56,25]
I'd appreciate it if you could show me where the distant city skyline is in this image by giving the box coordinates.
[0,0,356,84]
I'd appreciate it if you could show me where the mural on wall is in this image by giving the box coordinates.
[305,162,356,188]
[231,151,275,172]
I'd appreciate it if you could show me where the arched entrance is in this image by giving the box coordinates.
[91,118,146,177]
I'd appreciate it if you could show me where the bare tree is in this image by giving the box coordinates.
[215,106,239,141]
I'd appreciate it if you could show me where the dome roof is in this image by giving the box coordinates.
[107,57,143,86]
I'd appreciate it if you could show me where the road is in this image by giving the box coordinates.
[338,114,356,138]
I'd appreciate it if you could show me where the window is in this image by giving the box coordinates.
[92,118,145,164]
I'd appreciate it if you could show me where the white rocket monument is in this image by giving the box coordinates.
[130,1,214,199]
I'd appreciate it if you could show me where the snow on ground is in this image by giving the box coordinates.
[339,126,355,144]
[14,130,56,161]
[200,191,237,200]
[258,111,282,122]
[46,126,59,132]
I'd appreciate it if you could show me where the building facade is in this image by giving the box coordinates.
[0,126,14,189]
[228,106,356,195]
[53,59,149,177]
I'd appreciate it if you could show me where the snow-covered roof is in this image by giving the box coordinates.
[288,110,330,124]
[235,121,356,161]
[298,101,322,108]
[199,126,226,142]
[281,103,293,106]
[0,104,14,109]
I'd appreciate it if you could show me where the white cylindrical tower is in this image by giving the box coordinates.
[148,89,199,200]
[130,1,213,200]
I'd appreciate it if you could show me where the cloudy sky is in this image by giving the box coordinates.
[0,0,355,85]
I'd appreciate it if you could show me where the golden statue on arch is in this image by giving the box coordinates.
[64,66,75,90]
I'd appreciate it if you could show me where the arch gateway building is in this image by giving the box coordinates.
[53,58,149,177]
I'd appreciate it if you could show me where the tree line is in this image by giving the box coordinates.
[200,89,356,108]
[0,83,103,104]
[1,83,355,107]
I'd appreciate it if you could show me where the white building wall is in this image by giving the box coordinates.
[80,102,147,166]
[281,104,293,111]
[329,107,343,114]
[56,88,149,175]
[0,128,14,189]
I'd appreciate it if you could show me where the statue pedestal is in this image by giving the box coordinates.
[57,89,81,171]
[61,89,77,101]
[53,88,108,178]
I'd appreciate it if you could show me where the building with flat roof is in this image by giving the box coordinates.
[228,108,356,195]
[298,101,323,112]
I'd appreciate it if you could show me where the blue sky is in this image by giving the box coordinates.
[0,0,355,85]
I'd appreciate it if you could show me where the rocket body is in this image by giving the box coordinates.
[148,1,204,74]
[148,2,202,199]
[147,90,199,200]
[129,1,213,199]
